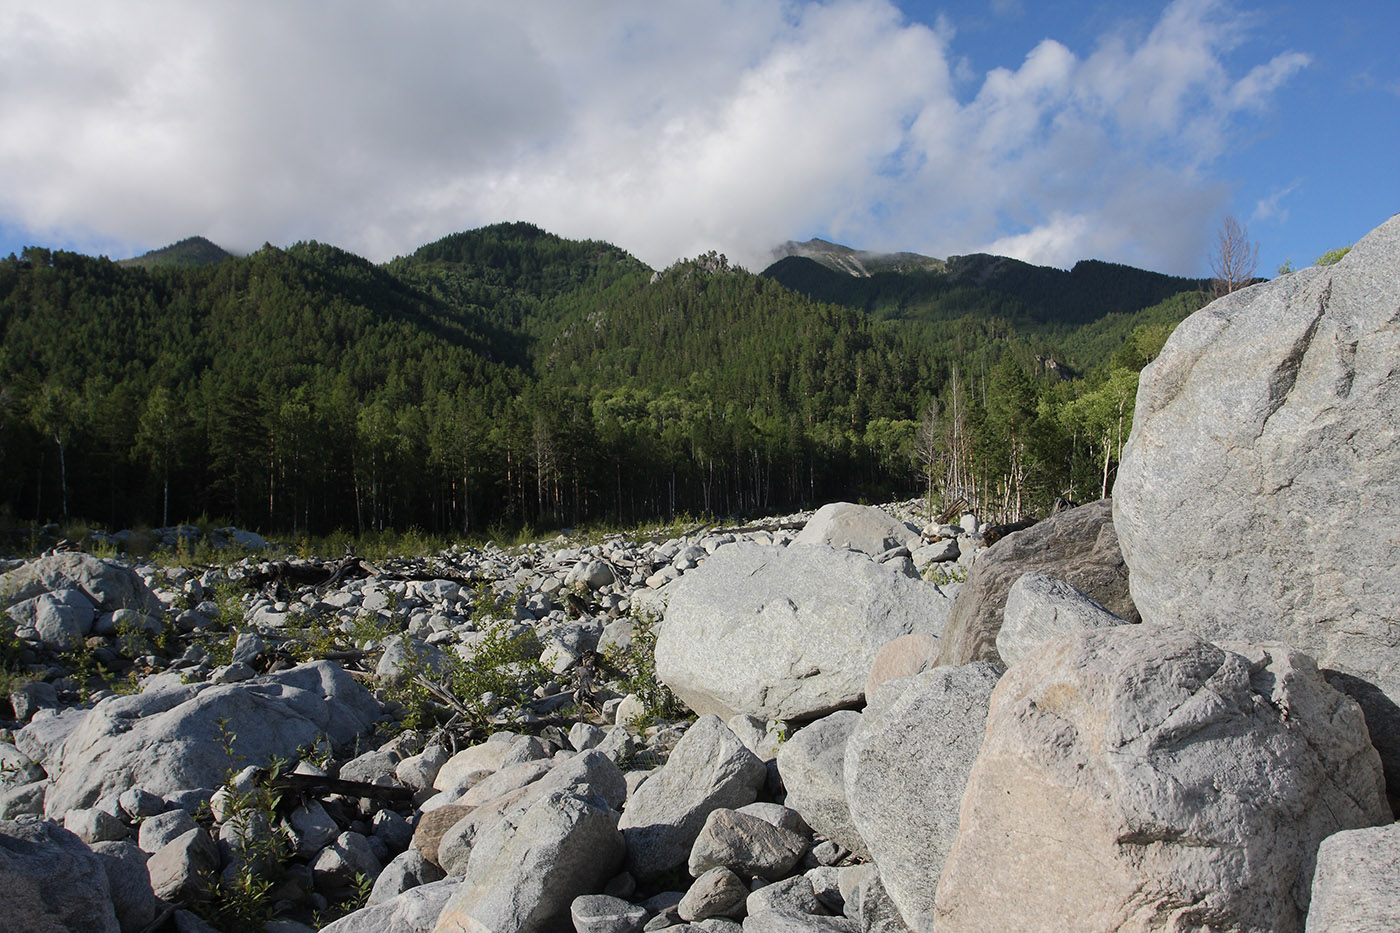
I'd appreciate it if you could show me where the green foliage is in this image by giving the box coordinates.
[602,612,687,728]
[0,615,33,699]
[442,613,548,731]
[1316,245,1351,266]
[192,718,294,932]
[925,562,967,586]
[363,584,549,734]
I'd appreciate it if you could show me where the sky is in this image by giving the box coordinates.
[0,0,1395,278]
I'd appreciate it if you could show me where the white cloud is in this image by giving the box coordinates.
[1231,52,1313,110]
[0,0,1308,275]
[1253,179,1303,223]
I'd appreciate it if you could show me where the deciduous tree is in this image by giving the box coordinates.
[1209,215,1259,297]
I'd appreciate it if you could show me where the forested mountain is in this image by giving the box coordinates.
[118,236,234,269]
[0,226,1210,538]
[762,251,1208,330]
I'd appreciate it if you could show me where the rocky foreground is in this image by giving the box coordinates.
[4,214,1400,933]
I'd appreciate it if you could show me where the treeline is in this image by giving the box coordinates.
[0,225,1206,537]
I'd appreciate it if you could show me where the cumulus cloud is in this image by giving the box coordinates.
[0,0,1308,274]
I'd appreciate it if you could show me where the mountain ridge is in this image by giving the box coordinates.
[770,237,945,277]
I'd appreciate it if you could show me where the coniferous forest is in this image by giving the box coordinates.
[0,223,1209,536]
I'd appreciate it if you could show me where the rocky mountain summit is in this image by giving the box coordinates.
[3,214,1399,932]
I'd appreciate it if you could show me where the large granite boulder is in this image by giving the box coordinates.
[0,818,120,933]
[1113,214,1400,786]
[7,589,98,650]
[90,839,159,933]
[0,553,161,616]
[656,542,951,721]
[995,571,1127,667]
[44,661,381,815]
[322,877,462,933]
[933,626,1389,932]
[793,503,921,558]
[936,499,1135,667]
[776,711,866,858]
[843,662,1001,931]
[617,715,766,881]
[432,789,624,933]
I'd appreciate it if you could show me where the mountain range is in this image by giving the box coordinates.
[0,223,1210,535]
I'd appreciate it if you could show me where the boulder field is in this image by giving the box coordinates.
[3,215,1400,932]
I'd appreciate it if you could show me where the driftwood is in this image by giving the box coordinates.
[268,772,415,803]
[234,553,478,596]
[709,519,808,537]
[981,517,1038,548]
[937,498,970,525]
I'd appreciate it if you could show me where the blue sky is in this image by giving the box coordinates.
[0,1,1394,277]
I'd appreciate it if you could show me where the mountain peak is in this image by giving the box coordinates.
[118,236,234,269]
[771,238,944,277]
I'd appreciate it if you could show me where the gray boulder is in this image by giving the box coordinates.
[395,745,449,792]
[933,627,1389,933]
[139,807,196,853]
[146,826,219,902]
[432,735,513,793]
[15,705,88,770]
[853,872,909,933]
[0,818,120,933]
[656,542,951,721]
[687,808,808,881]
[432,789,624,933]
[369,849,446,907]
[376,638,446,685]
[0,781,46,819]
[44,661,380,815]
[0,552,161,616]
[312,831,384,893]
[90,839,159,933]
[617,715,766,881]
[321,877,462,933]
[678,867,749,922]
[63,806,127,844]
[843,662,1001,931]
[775,711,866,858]
[794,503,921,558]
[287,799,340,856]
[1307,822,1400,932]
[0,742,44,788]
[995,571,1127,667]
[936,498,1135,667]
[1112,215,1400,786]
[745,875,858,933]
[8,588,97,649]
[436,750,626,876]
[9,679,58,722]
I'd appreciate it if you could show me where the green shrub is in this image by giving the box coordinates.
[603,612,687,729]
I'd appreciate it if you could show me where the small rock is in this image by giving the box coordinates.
[678,867,750,922]
[572,893,650,933]
[138,808,196,853]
